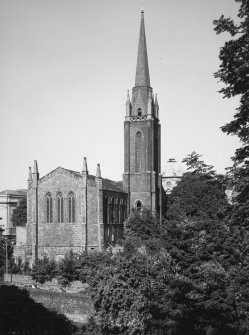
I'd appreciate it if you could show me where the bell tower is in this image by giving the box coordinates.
[123,10,161,215]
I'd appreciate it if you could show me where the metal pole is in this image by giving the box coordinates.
[5,238,8,281]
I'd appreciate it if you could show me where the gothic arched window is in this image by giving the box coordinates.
[57,193,64,223]
[136,200,142,213]
[135,131,142,173]
[46,193,53,223]
[116,199,120,223]
[111,198,115,223]
[137,108,142,116]
[68,192,75,223]
[108,197,112,223]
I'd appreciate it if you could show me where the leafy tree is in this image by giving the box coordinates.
[57,249,81,285]
[11,197,27,227]
[0,228,15,277]
[167,152,229,221]
[183,151,216,176]
[213,0,249,218]
[32,255,57,284]
[164,154,249,334]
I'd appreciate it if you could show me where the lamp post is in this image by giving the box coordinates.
[5,237,8,279]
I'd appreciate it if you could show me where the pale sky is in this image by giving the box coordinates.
[0,0,240,190]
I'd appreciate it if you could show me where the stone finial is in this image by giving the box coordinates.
[126,90,131,116]
[96,163,101,178]
[154,93,159,118]
[33,160,38,174]
[28,167,32,181]
[32,160,39,183]
[147,90,153,115]
[83,157,88,173]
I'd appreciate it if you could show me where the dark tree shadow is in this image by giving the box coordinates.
[0,285,77,334]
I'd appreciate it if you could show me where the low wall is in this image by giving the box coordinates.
[30,290,93,324]
[4,274,34,285]
[3,274,93,324]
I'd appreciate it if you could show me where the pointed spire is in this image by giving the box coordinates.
[83,157,88,173]
[96,163,101,178]
[28,167,32,181]
[135,10,150,87]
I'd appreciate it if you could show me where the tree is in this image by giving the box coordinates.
[0,228,14,277]
[11,197,27,227]
[167,152,229,221]
[213,0,249,215]
[32,255,57,284]
[163,153,249,334]
[213,5,249,332]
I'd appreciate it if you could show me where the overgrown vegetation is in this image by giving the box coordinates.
[30,153,249,334]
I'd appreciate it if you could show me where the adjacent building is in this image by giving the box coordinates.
[0,189,26,236]
[162,159,184,194]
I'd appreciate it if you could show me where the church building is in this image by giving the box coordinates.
[26,11,163,264]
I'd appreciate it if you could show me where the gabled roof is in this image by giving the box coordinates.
[102,179,124,193]
[39,167,125,193]
[39,166,81,183]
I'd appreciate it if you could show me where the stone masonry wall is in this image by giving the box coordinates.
[36,170,85,259]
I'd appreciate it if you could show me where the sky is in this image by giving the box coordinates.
[0,0,241,190]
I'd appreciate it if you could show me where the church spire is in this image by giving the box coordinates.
[135,10,150,87]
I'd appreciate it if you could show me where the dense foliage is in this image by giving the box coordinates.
[29,150,249,334]
[11,197,27,227]
[214,0,249,220]
[0,228,15,277]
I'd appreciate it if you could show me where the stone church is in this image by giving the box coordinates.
[26,11,164,264]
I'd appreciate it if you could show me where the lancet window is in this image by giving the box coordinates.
[46,193,53,223]
[135,131,142,173]
[57,193,64,223]
[68,192,75,223]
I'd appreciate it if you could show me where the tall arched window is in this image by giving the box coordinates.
[120,199,124,223]
[68,192,75,223]
[135,131,142,173]
[46,193,53,223]
[116,199,120,223]
[108,197,112,223]
[57,193,64,223]
[111,198,115,223]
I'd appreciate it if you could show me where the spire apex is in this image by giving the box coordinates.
[135,10,150,87]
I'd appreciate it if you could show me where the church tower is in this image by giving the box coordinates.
[123,11,161,215]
